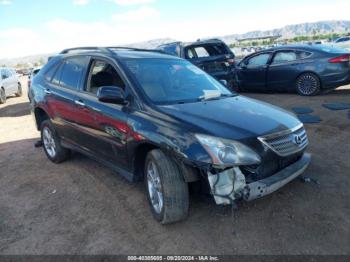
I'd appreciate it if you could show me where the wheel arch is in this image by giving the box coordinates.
[132,142,200,183]
[34,107,50,131]
[295,71,322,88]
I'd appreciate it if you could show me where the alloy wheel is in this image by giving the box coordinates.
[43,127,57,158]
[297,74,319,96]
[147,161,163,214]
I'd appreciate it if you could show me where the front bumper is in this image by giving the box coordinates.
[243,153,311,201]
[207,153,311,205]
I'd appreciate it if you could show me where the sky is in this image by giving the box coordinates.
[0,0,349,58]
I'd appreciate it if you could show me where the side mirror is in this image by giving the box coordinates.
[97,86,127,105]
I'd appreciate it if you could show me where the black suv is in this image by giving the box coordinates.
[158,39,236,89]
[30,47,311,224]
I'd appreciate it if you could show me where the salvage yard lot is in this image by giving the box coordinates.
[0,77,349,255]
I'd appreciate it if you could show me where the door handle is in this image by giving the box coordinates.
[44,88,52,95]
[74,100,85,107]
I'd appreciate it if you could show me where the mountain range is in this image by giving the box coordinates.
[1,20,349,67]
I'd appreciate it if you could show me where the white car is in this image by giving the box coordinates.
[333,37,350,50]
[0,68,22,104]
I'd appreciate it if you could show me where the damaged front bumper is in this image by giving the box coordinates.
[208,153,312,205]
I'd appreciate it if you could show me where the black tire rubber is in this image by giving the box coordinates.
[0,88,6,104]
[40,120,71,164]
[15,83,23,97]
[296,73,321,96]
[145,149,189,224]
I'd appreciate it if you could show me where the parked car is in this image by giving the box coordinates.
[0,67,22,104]
[333,36,350,51]
[157,39,236,89]
[235,45,350,96]
[28,67,42,100]
[30,47,311,224]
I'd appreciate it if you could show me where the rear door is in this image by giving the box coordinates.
[267,50,312,91]
[236,52,272,91]
[45,56,90,144]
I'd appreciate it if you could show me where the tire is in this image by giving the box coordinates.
[296,73,321,96]
[41,120,71,164]
[0,88,6,104]
[15,82,23,97]
[144,149,189,224]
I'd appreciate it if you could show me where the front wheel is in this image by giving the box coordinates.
[41,120,71,163]
[296,73,321,96]
[0,88,6,104]
[145,149,189,224]
[15,83,23,97]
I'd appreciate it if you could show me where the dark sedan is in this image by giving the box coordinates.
[235,45,350,96]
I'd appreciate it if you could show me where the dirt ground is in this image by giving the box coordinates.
[0,77,349,255]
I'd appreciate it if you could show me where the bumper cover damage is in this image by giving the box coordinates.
[208,153,312,205]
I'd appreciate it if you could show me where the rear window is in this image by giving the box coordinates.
[185,43,231,59]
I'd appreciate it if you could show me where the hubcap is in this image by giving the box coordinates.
[147,161,163,214]
[43,127,56,158]
[297,74,318,95]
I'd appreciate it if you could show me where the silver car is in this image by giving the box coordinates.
[0,68,22,104]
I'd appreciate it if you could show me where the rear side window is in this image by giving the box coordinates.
[45,63,60,81]
[52,63,64,85]
[57,57,89,90]
[272,51,297,64]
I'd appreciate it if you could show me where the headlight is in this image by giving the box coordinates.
[195,134,261,166]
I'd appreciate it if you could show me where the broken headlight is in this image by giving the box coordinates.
[195,134,261,167]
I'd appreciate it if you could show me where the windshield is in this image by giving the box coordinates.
[123,58,233,104]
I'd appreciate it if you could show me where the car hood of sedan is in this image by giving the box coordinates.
[158,95,301,140]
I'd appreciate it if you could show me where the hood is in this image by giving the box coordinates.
[158,95,301,141]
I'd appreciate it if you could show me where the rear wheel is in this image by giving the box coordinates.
[15,83,22,97]
[145,149,189,224]
[0,88,6,104]
[41,120,71,163]
[296,73,321,96]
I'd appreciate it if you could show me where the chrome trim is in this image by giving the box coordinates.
[258,124,308,157]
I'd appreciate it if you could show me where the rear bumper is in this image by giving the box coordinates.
[243,153,311,201]
[322,71,350,90]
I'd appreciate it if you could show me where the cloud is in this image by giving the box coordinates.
[112,6,159,22]
[73,0,89,5]
[113,0,155,6]
[0,0,12,5]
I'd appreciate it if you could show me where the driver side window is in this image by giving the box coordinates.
[246,53,271,68]
[86,60,125,95]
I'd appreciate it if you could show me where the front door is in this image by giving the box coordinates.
[74,58,130,169]
[237,53,271,91]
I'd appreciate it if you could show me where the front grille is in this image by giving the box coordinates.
[258,125,308,157]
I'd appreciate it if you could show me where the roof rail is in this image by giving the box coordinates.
[59,46,166,55]
[106,46,166,54]
[59,47,112,54]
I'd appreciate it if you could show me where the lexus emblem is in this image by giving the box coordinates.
[293,135,303,145]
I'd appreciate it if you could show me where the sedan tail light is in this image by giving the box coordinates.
[328,54,350,63]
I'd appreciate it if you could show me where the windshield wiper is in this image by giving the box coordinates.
[198,93,236,102]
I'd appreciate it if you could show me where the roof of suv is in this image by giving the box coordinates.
[57,47,179,60]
